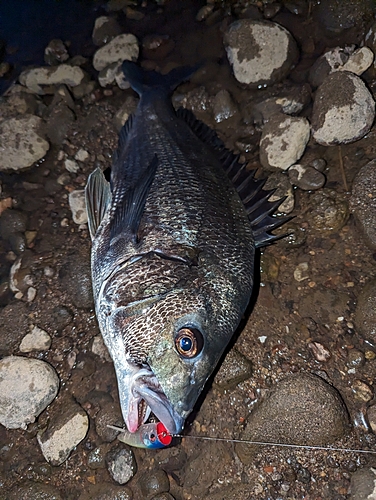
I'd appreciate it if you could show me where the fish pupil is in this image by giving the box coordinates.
[180,337,192,351]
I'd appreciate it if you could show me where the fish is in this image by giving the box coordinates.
[85,60,288,438]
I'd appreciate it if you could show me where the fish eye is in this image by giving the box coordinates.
[175,328,203,359]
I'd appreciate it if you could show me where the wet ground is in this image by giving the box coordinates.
[1,0,376,499]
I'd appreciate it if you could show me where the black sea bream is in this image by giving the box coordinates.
[85,61,287,436]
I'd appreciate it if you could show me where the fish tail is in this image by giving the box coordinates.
[122,61,199,96]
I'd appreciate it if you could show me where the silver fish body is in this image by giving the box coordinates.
[86,62,286,436]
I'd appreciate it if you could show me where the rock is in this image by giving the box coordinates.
[346,349,365,369]
[75,148,89,162]
[0,208,27,239]
[308,341,331,362]
[236,373,350,464]
[19,65,86,94]
[0,115,49,172]
[264,171,295,214]
[288,164,326,190]
[93,34,139,72]
[87,444,109,470]
[311,72,375,146]
[354,279,376,341]
[351,379,373,402]
[44,39,69,65]
[92,16,122,46]
[98,62,122,88]
[212,89,238,123]
[59,251,93,309]
[350,159,376,249]
[0,356,59,429]
[6,481,63,500]
[259,114,310,171]
[138,469,170,500]
[37,397,89,465]
[64,158,79,173]
[213,348,252,391]
[350,467,376,500]
[308,189,349,234]
[95,403,123,442]
[106,444,137,485]
[78,482,133,500]
[224,20,299,87]
[19,325,52,352]
[68,189,88,225]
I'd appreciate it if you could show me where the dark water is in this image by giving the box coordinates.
[0,0,103,94]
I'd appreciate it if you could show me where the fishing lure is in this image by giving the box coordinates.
[108,422,172,449]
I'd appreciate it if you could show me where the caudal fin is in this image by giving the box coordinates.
[122,61,199,97]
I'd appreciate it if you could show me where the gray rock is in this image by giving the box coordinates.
[354,278,376,341]
[6,481,63,500]
[93,34,139,72]
[350,467,376,500]
[236,373,350,464]
[311,72,375,146]
[138,469,170,500]
[98,61,121,88]
[212,89,238,123]
[214,348,252,391]
[44,39,69,65]
[95,403,123,442]
[68,189,88,225]
[0,356,59,429]
[0,115,49,172]
[288,164,326,190]
[350,159,376,249]
[19,65,86,95]
[224,20,299,87]
[78,482,133,500]
[308,189,349,234]
[259,114,310,171]
[92,16,122,46]
[19,325,52,352]
[106,445,137,485]
[37,397,89,465]
[87,444,110,469]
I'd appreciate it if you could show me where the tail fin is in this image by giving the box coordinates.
[122,61,199,96]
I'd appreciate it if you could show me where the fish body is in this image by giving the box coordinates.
[86,61,286,436]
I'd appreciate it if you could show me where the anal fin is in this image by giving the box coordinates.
[85,168,112,239]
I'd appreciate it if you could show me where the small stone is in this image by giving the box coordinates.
[68,190,88,225]
[26,286,36,301]
[214,348,252,391]
[92,16,122,46]
[75,148,89,162]
[294,262,309,282]
[98,61,121,87]
[308,341,331,362]
[19,325,52,352]
[0,356,59,429]
[212,89,238,123]
[87,444,109,469]
[346,349,365,369]
[106,444,137,485]
[309,190,349,234]
[288,164,326,190]
[260,114,310,171]
[95,403,123,442]
[351,379,373,402]
[93,34,139,72]
[44,39,69,65]
[138,469,170,500]
[64,158,79,173]
[19,65,86,94]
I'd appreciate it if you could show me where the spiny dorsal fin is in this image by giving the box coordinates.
[85,168,112,240]
[118,114,134,152]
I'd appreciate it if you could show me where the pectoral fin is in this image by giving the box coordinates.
[85,168,112,239]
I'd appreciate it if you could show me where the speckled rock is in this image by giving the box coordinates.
[259,114,310,171]
[0,356,59,429]
[92,16,122,46]
[138,469,170,500]
[288,164,326,190]
[0,115,49,172]
[311,72,375,146]
[19,325,51,352]
[106,444,137,485]
[350,159,376,249]
[350,467,376,500]
[224,20,299,87]
[6,481,63,500]
[354,278,376,341]
[68,189,88,225]
[19,65,86,94]
[93,34,139,71]
[236,373,350,464]
[308,189,349,234]
[37,397,89,465]
[213,348,252,391]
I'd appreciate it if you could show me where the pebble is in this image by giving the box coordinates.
[98,61,123,88]
[350,159,376,249]
[311,72,375,146]
[235,372,350,464]
[87,444,109,469]
[19,325,52,352]
[260,114,310,171]
[75,148,89,162]
[68,189,88,225]
[354,278,376,341]
[19,64,86,94]
[0,356,59,429]
[138,469,170,500]
[224,20,298,87]
[44,39,69,65]
[293,262,309,282]
[0,115,49,171]
[263,171,295,214]
[288,164,326,190]
[78,482,133,500]
[308,189,349,234]
[64,158,79,173]
[93,34,139,72]
[212,89,238,123]
[37,397,89,465]
[308,341,331,362]
[351,379,373,402]
[95,402,123,442]
[350,467,376,500]
[346,349,365,369]
[92,16,122,46]
[213,348,252,391]
[106,445,137,485]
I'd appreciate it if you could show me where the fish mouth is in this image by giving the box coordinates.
[115,363,184,435]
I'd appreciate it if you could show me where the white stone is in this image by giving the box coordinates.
[260,115,310,171]
[93,34,139,71]
[0,356,59,429]
[324,46,374,76]
[19,65,85,94]
[19,325,52,352]
[64,158,79,173]
[68,190,88,225]
[0,115,49,172]
[75,148,89,162]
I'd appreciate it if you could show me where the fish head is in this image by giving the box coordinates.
[101,287,238,435]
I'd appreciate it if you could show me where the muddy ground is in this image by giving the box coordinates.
[1,1,376,499]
